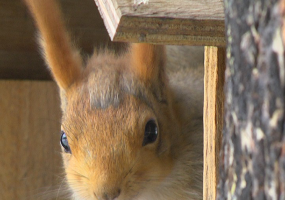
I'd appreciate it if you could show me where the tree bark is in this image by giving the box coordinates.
[218,0,285,199]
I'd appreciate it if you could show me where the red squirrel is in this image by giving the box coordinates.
[24,0,204,199]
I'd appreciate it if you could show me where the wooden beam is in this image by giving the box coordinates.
[203,46,225,200]
[94,0,225,46]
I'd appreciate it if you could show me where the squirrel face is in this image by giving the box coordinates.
[60,53,178,199]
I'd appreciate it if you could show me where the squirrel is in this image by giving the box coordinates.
[24,0,204,199]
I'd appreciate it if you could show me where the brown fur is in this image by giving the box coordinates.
[24,0,204,199]
[23,0,82,90]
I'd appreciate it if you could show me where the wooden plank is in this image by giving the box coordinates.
[94,0,225,46]
[203,46,225,200]
[0,81,63,199]
[0,51,51,80]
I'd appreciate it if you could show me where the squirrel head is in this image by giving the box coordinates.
[23,0,186,198]
[59,44,180,199]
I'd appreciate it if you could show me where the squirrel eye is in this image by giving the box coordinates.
[142,120,158,146]
[60,131,71,153]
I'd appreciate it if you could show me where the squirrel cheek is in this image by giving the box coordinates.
[61,152,72,167]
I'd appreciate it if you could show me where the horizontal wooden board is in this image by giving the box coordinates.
[95,0,225,46]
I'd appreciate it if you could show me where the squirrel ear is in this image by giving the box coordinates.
[130,44,166,84]
[24,0,82,91]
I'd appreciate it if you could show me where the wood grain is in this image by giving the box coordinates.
[203,46,225,200]
[94,0,225,46]
[0,81,64,200]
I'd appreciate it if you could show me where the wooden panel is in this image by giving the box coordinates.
[0,81,64,199]
[0,51,50,80]
[94,0,225,46]
[203,46,225,200]
[0,0,124,80]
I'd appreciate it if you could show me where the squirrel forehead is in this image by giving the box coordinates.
[61,52,159,135]
[86,67,124,109]
[77,60,156,110]
[63,90,152,133]
[61,94,150,154]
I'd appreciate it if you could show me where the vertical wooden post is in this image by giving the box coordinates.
[203,46,226,200]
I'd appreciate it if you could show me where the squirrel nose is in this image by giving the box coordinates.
[95,188,121,200]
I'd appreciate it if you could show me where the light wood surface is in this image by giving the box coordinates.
[94,0,225,46]
[0,81,63,200]
[203,46,225,200]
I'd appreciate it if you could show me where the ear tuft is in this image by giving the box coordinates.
[24,0,83,91]
[130,43,165,84]
[39,36,82,90]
